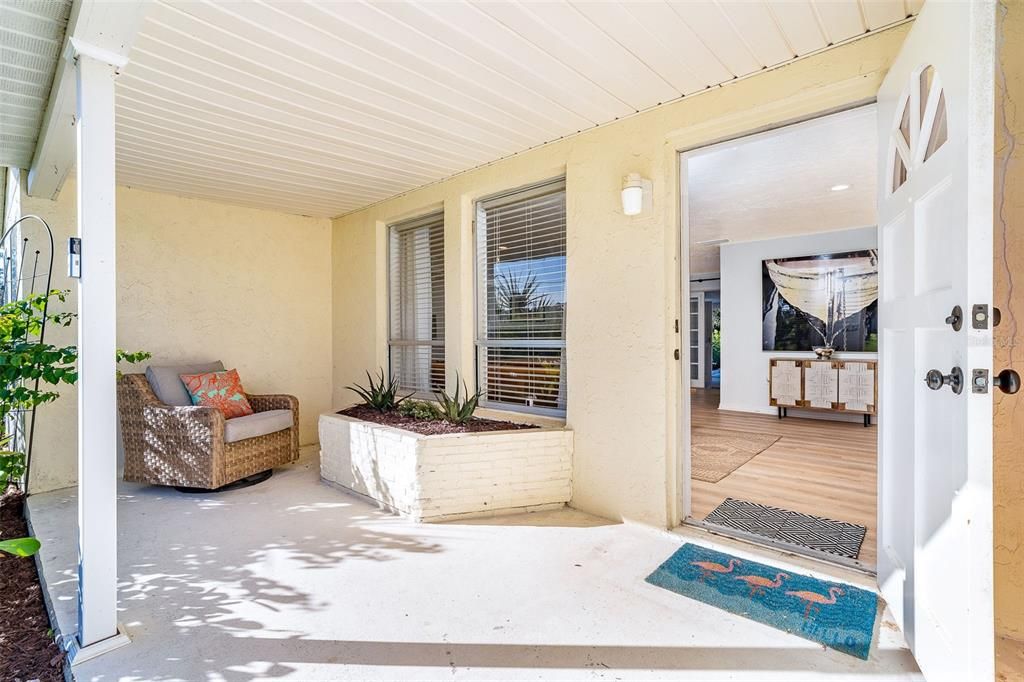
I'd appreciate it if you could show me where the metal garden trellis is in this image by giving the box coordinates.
[1,214,56,495]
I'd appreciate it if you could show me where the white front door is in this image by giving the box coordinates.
[876,2,995,680]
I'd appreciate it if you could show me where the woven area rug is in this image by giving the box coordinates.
[646,543,879,659]
[691,428,780,482]
[704,497,868,560]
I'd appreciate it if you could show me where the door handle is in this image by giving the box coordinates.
[994,369,1021,394]
[925,367,964,394]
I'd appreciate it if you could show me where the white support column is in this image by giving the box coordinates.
[73,46,128,658]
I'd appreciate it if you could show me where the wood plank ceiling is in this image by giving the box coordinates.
[9,0,920,218]
[0,0,72,169]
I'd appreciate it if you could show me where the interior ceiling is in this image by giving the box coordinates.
[0,0,72,169]
[687,105,877,275]
[1,1,918,218]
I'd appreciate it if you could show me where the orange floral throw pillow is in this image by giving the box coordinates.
[179,369,254,419]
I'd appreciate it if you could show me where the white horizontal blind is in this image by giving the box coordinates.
[389,211,445,394]
[476,178,566,415]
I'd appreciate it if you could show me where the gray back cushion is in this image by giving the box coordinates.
[146,361,225,406]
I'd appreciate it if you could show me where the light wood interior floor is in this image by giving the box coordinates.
[689,389,878,569]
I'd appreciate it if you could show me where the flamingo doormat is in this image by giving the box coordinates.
[645,544,879,659]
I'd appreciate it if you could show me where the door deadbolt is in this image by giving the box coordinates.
[945,305,963,331]
[925,367,964,394]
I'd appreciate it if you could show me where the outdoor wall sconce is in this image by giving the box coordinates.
[621,173,652,216]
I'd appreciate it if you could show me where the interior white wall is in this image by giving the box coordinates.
[718,226,878,415]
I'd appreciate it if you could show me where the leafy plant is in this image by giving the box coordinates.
[0,536,40,557]
[0,435,25,488]
[397,399,442,420]
[434,376,482,424]
[116,349,153,378]
[347,368,412,412]
[0,290,149,489]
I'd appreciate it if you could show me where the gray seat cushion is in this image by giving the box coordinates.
[146,361,225,406]
[224,409,293,444]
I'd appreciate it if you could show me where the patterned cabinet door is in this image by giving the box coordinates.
[838,361,877,413]
[803,360,839,409]
[770,360,801,407]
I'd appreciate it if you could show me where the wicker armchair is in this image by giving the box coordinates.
[118,373,299,489]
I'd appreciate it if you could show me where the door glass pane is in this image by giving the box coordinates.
[923,90,948,162]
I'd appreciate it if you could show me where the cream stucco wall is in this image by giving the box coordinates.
[331,25,913,527]
[21,180,333,493]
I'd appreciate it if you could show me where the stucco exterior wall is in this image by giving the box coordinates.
[994,0,1024,642]
[331,25,912,527]
[21,180,332,493]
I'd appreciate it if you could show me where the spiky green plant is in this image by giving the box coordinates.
[434,376,482,424]
[347,368,412,412]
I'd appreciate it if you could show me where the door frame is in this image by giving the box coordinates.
[674,103,880,573]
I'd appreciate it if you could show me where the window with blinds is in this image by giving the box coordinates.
[388,211,445,394]
[475,178,566,415]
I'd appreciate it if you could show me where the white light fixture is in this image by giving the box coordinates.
[621,173,651,216]
[696,238,730,246]
[830,183,851,192]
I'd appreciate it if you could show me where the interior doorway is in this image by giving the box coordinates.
[679,105,880,573]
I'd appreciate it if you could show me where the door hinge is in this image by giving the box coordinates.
[674,348,680,360]
[972,304,990,330]
[675,319,679,333]
[972,368,989,394]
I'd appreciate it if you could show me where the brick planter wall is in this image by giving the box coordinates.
[319,413,573,521]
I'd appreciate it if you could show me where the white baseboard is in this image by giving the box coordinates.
[717,402,869,424]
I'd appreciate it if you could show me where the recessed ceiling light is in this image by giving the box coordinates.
[830,184,851,192]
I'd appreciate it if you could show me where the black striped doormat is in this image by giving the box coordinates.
[703,498,867,560]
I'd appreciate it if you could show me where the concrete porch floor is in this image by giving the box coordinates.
[26,448,921,681]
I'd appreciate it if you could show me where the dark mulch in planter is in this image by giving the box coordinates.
[340,405,540,436]
[0,489,64,682]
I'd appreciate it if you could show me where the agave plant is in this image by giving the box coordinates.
[347,368,412,412]
[435,376,482,424]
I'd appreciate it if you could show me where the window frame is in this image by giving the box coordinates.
[473,177,568,418]
[386,210,446,398]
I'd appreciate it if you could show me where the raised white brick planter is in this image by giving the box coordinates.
[319,412,573,522]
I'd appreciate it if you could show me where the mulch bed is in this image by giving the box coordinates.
[1,488,64,682]
[340,405,539,436]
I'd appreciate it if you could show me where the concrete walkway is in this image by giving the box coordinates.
[27,448,921,681]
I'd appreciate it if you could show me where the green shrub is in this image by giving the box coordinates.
[0,290,147,489]
[397,399,442,420]
[347,368,412,412]
[435,377,482,424]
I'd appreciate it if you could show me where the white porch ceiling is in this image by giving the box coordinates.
[1,1,920,218]
[116,0,918,217]
[0,0,72,169]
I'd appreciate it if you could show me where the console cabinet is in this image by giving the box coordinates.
[769,358,877,426]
